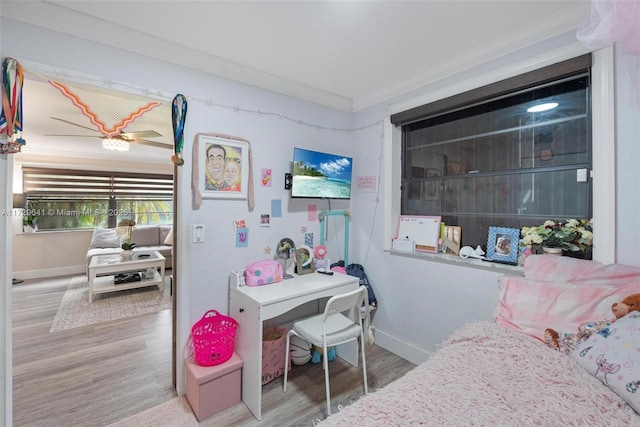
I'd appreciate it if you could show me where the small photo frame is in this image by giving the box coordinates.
[486,226,520,265]
[199,135,249,199]
[295,247,315,275]
[442,226,462,256]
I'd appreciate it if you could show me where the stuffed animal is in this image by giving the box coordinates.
[311,345,336,364]
[545,293,640,354]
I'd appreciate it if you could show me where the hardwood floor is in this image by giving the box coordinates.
[12,276,175,427]
[12,276,416,426]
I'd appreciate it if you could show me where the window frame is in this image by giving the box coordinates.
[21,167,174,231]
[397,65,592,249]
[383,46,615,265]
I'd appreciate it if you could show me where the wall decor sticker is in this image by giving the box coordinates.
[261,168,272,187]
[236,227,249,247]
[305,232,314,247]
[271,199,282,217]
[260,214,271,227]
[356,175,378,192]
[308,204,317,222]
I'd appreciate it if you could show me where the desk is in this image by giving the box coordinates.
[229,272,359,420]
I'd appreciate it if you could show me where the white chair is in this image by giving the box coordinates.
[283,286,369,415]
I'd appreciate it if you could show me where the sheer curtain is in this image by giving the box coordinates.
[577,0,640,55]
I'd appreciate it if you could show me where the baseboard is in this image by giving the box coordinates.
[375,328,431,366]
[13,265,86,281]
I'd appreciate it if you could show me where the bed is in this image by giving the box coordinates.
[320,256,640,426]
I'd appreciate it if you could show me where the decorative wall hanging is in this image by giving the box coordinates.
[191,133,255,210]
[271,199,282,217]
[49,80,162,138]
[261,168,272,187]
[0,57,26,154]
[171,94,187,166]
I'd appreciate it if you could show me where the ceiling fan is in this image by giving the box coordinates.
[45,117,172,150]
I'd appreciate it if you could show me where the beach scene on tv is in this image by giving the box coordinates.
[291,148,353,199]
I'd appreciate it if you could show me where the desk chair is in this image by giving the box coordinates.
[283,286,369,415]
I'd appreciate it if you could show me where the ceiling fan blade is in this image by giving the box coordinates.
[50,117,101,133]
[131,138,173,150]
[121,130,163,139]
[44,133,102,138]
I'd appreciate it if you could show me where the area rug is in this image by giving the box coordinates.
[49,275,172,333]
[105,397,198,427]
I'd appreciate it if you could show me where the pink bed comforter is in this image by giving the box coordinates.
[320,321,640,426]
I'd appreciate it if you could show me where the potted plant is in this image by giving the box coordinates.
[521,219,593,257]
[116,219,137,260]
[22,205,37,233]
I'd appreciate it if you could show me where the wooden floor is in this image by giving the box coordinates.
[12,276,416,427]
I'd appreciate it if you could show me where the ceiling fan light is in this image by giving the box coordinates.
[527,102,559,113]
[102,138,129,151]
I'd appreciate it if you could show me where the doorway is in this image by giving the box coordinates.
[9,71,179,424]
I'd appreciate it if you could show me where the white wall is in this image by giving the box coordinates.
[614,50,640,266]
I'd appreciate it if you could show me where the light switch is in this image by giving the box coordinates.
[192,224,205,243]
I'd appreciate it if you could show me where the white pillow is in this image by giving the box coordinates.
[89,227,120,248]
[163,227,173,245]
[570,312,640,413]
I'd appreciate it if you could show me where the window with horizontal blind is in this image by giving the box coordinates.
[391,55,592,250]
[21,168,173,230]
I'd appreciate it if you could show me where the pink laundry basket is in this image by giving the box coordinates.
[191,310,238,367]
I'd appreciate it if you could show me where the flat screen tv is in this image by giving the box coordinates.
[291,148,353,199]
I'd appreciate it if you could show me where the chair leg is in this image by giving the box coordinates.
[323,342,331,416]
[283,331,291,392]
[361,333,368,395]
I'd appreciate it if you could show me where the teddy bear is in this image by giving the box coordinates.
[545,293,640,354]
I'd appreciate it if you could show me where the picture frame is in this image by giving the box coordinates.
[295,247,315,275]
[442,225,462,256]
[485,226,519,265]
[198,134,249,199]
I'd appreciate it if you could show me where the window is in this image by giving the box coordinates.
[391,55,592,249]
[21,168,173,230]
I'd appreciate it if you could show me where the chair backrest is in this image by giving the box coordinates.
[323,286,368,325]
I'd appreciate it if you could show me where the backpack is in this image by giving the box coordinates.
[345,263,378,308]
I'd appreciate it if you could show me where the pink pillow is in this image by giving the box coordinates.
[524,255,640,284]
[495,275,640,343]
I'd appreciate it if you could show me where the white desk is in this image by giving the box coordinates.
[228,272,359,420]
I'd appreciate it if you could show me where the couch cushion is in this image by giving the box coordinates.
[160,225,172,246]
[131,225,160,246]
[89,227,120,248]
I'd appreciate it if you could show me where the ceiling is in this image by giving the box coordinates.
[1,1,590,163]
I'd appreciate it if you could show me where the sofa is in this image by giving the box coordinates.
[86,224,173,272]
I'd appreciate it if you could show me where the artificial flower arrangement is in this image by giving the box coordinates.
[520,219,593,252]
[116,219,137,250]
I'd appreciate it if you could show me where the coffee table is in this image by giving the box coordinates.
[87,251,166,302]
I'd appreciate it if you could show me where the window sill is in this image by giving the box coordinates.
[388,249,524,276]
